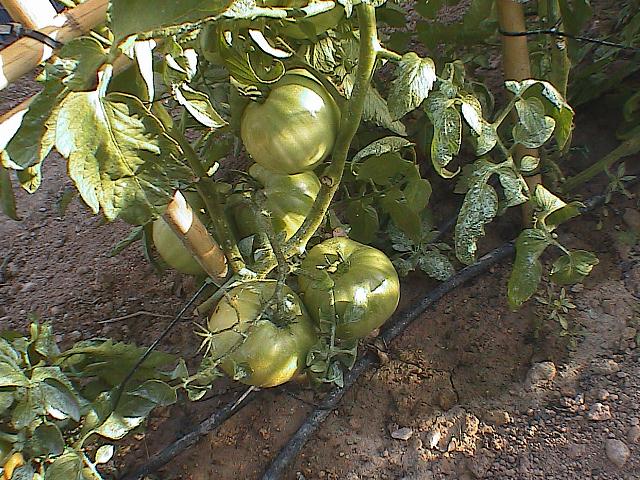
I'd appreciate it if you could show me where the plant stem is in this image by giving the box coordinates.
[562,131,640,193]
[545,0,570,98]
[171,128,247,274]
[497,0,540,227]
[281,3,379,259]
[377,47,402,62]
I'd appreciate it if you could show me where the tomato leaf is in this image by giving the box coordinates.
[550,250,599,285]
[381,188,422,244]
[455,182,498,265]
[512,97,556,149]
[352,136,414,163]
[403,177,432,213]
[58,38,108,92]
[39,379,82,422]
[359,84,407,135]
[417,250,454,281]
[425,92,461,178]
[11,390,38,430]
[388,53,436,120]
[46,451,83,480]
[0,164,19,221]
[496,165,528,210]
[173,85,228,129]
[109,0,232,44]
[55,90,192,225]
[109,226,144,257]
[0,392,14,415]
[0,362,29,388]
[459,94,498,155]
[29,423,65,458]
[346,200,379,244]
[303,37,339,74]
[355,153,412,185]
[508,229,551,308]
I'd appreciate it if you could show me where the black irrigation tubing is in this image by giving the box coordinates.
[118,185,624,480]
[498,27,640,52]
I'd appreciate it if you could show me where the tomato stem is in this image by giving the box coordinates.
[281,3,379,262]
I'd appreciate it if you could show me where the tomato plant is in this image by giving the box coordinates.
[240,69,341,174]
[205,281,317,387]
[299,237,400,340]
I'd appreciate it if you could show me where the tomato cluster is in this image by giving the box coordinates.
[153,69,401,387]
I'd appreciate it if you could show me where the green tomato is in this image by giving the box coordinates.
[207,280,318,387]
[231,164,321,241]
[299,237,400,340]
[240,69,340,174]
[152,218,205,276]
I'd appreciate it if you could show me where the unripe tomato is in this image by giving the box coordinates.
[231,164,321,241]
[207,281,318,387]
[240,69,340,174]
[299,237,400,340]
[152,218,205,275]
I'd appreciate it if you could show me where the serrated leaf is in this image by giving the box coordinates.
[388,53,436,120]
[29,423,65,457]
[363,86,407,135]
[550,250,599,285]
[512,97,556,148]
[507,229,551,308]
[110,0,232,44]
[352,137,413,163]
[174,85,227,129]
[95,444,115,464]
[55,90,192,225]
[303,37,338,73]
[346,200,379,244]
[417,250,454,281]
[455,183,498,264]
[59,38,108,92]
[0,362,29,387]
[46,451,83,480]
[355,153,412,186]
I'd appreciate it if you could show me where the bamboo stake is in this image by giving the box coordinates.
[0,0,108,91]
[0,0,57,29]
[163,191,229,280]
[496,0,540,226]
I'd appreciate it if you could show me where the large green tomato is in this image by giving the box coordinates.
[207,281,318,387]
[152,192,207,276]
[231,164,320,241]
[240,69,340,174]
[299,237,400,340]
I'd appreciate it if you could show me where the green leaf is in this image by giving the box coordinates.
[455,182,498,265]
[173,85,227,129]
[346,200,379,244]
[55,90,192,225]
[507,229,551,308]
[381,187,422,244]
[32,323,60,359]
[303,37,338,74]
[550,250,599,285]
[512,97,556,148]
[0,163,19,220]
[59,38,108,92]
[545,202,582,231]
[425,92,461,178]
[363,86,407,135]
[355,153,413,186]
[12,391,38,430]
[29,423,65,457]
[46,451,83,480]
[0,362,29,387]
[496,165,528,209]
[109,0,232,44]
[417,250,454,281]
[0,392,14,415]
[109,226,144,257]
[532,184,579,231]
[39,379,81,422]
[352,137,413,163]
[403,178,432,213]
[388,53,436,120]
[130,379,177,407]
[520,155,540,174]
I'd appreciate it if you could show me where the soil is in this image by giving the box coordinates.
[1,7,640,480]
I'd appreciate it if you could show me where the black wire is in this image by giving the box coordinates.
[498,27,640,52]
[1,22,63,48]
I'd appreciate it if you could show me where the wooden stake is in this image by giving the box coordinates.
[164,191,228,280]
[0,0,108,91]
[497,0,541,226]
[0,0,57,29]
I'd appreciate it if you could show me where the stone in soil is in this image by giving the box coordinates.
[605,439,631,468]
[525,361,557,390]
[587,403,612,421]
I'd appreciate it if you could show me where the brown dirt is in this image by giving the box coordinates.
[1,8,640,480]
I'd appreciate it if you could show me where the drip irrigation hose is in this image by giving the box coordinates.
[118,185,623,480]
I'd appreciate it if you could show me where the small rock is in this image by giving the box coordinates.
[525,361,557,390]
[484,409,511,426]
[591,358,621,375]
[438,388,458,411]
[566,443,586,459]
[595,389,610,401]
[588,403,612,421]
[391,427,413,441]
[605,439,630,468]
[627,425,640,444]
[631,417,639,426]
[50,306,64,316]
[20,282,37,293]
